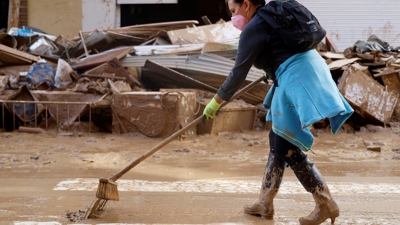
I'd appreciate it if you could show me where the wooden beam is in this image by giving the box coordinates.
[7,0,21,31]
[325,34,339,53]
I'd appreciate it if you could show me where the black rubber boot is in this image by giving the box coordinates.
[291,157,339,225]
[244,152,286,219]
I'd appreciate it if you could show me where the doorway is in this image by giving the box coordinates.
[120,0,230,26]
[0,0,9,31]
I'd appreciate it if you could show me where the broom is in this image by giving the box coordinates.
[87,76,266,218]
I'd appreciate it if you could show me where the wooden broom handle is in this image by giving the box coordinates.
[109,76,266,182]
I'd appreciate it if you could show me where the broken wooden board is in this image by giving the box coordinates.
[328,58,360,70]
[325,34,339,53]
[0,44,40,66]
[202,42,238,53]
[82,58,136,85]
[347,63,372,77]
[133,44,204,56]
[319,52,346,60]
[338,70,398,124]
[167,21,241,45]
[107,20,198,32]
[373,69,400,78]
[71,47,132,70]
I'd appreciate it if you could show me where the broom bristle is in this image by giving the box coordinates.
[96,178,119,201]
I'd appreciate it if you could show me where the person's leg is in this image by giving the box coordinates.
[273,133,339,225]
[291,157,339,225]
[244,131,286,219]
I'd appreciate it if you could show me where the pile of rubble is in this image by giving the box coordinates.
[0,20,399,138]
[321,34,400,131]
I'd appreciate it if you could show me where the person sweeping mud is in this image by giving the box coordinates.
[202,0,354,224]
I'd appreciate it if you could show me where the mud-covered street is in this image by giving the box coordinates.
[1,127,400,225]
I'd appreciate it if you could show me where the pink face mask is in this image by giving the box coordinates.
[231,1,249,31]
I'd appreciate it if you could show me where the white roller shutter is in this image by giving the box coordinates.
[297,0,400,52]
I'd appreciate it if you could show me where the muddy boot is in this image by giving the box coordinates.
[244,152,286,219]
[291,157,340,225]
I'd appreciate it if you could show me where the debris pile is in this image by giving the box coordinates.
[0,21,399,137]
[321,34,400,130]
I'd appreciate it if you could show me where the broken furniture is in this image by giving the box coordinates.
[196,98,258,135]
[112,91,197,139]
[338,67,398,124]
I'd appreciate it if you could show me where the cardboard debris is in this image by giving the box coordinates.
[167,21,240,45]
[68,77,110,94]
[107,79,131,94]
[0,65,31,88]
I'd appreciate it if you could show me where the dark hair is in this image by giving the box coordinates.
[225,0,266,15]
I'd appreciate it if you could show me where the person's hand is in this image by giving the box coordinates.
[202,97,221,122]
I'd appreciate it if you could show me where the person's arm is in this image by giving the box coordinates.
[216,21,264,102]
[203,17,266,120]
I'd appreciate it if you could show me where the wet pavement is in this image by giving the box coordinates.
[0,128,400,224]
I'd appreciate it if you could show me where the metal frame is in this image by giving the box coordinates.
[0,100,93,133]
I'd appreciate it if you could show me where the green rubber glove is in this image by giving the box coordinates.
[203,97,221,121]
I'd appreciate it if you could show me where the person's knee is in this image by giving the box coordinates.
[273,133,306,166]
[269,130,276,154]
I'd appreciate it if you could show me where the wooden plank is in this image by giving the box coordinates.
[0,44,40,65]
[116,20,198,29]
[7,0,20,31]
[325,34,339,53]
[82,58,136,85]
[373,70,400,78]
[71,47,132,70]
[202,42,238,53]
[82,74,126,80]
[319,52,345,60]
[328,58,360,70]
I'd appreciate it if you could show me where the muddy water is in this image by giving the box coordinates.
[1,128,400,224]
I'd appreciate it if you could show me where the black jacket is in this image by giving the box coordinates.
[217,6,294,101]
